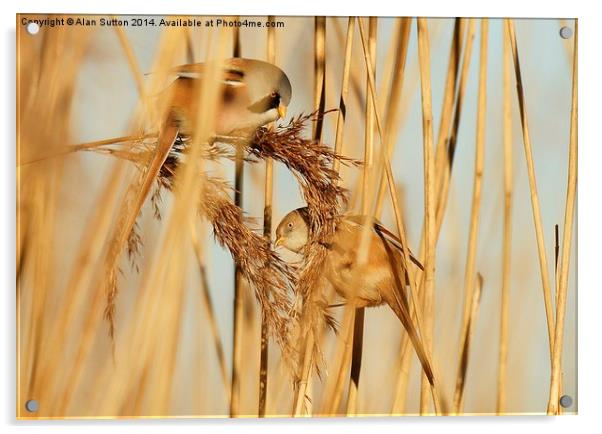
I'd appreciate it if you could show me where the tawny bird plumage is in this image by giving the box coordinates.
[275,207,434,385]
[164,58,292,139]
[103,59,293,331]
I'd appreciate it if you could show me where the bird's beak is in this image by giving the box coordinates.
[277,103,287,120]
[274,237,283,248]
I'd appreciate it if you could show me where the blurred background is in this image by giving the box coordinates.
[17,15,576,417]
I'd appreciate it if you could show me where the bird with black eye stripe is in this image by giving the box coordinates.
[164,58,292,140]
[274,207,436,386]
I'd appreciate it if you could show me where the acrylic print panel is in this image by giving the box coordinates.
[16,15,577,418]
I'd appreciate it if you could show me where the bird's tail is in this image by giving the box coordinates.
[381,239,435,387]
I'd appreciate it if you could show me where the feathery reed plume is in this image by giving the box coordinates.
[89,112,354,369]
[506,19,555,356]
[497,20,513,415]
[101,28,186,345]
[196,176,296,359]
[197,112,358,383]
[547,19,577,415]
[246,113,356,415]
[248,114,359,386]
[452,273,484,413]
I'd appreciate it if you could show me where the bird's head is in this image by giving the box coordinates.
[233,58,292,123]
[274,207,310,253]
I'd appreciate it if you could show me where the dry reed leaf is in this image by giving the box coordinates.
[547,19,577,415]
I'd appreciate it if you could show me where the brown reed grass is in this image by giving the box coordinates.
[416,17,438,415]
[391,18,465,414]
[258,15,277,418]
[506,19,556,357]
[454,18,489,414]
[547,19,577,415]
[452,273,484,413]
[16,15,577,419]
[358,17,440,413]
[230,24,244,418]
[496,20,514,415]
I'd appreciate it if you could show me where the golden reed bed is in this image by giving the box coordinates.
[16,15,577,418]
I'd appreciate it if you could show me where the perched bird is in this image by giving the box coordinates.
[164,57,292,139]
[274,207,423,312]
[116,58,292,271]
[275,207,435,384]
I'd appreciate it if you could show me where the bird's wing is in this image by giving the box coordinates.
[171,63,246,87]
[377,233,435,388]
[344,215,424,270]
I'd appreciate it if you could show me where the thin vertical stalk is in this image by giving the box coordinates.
[323,306,355,415]
[258,15,277,418]
[190,223,230,396]
[496,20,513,415]
[347,16,376,417]
[391,19,465,414]
[292,17,326,417]
[416,18,437,416]
[360,17,377,216]
[452,274,484,413]
[435,20,477,234]
[321,17,355,415]
[358,18,440,414]
[454,19,488,414]
[346,307,365,415]
[292,333,314,416]
[506,19,555,356]
[372,18,412,217]
[313,16,326,141]
[433,18,465,198]
[547,19,577,416]
[453,18,489,413]
[229,25,243,418]
[332,17,355,174]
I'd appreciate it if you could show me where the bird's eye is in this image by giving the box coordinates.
[269,92,281,109]
[222,86,236,104]
[287,222,293,229]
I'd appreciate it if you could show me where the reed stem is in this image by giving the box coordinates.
[258,15,277,418]
[454,18,489,414]
[229,25,244,418]
[547,19,577,415]
[506,19,555,357]
[496,20,513,415]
